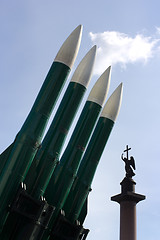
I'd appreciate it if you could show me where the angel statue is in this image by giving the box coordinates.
[121,145,136,178]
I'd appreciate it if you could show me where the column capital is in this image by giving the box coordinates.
[111,191,145,204]
[111,177,146,204]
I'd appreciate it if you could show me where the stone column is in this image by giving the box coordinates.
[111,177,145,240]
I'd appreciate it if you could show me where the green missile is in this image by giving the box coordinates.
[0,25,82,231]
[64,83,123,224]
[45,66,111,225]
[25,45,97,199]
[0,44,96,240]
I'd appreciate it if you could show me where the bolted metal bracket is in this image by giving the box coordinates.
[50,212,89,240]
[7,182,55,239]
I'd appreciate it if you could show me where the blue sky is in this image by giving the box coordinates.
[0,1,160,239]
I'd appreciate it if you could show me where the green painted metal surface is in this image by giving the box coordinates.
[0,62,70,231]
[25,82,86,199]
[44,101,102,232]
[0,142,15,175]
[64,117,114,223]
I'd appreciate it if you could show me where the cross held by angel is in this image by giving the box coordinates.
[121,145,136,178]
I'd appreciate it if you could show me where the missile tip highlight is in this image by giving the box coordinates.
[101,82,123,122]
[92,45,97,51]
[70,45,97,87]
[54,25,83,69]
[87,65,111,106]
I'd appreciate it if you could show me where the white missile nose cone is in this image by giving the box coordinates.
[54,25,83,69]
[71,45,97,88]
[87,66,111,106]
[101,83,123,122]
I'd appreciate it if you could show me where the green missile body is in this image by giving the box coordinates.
[44,66,111,227]
[64,83,123,223]
[0,25,82,231]
[25,45,97,199]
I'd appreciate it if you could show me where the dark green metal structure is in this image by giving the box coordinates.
[0,26,123,240]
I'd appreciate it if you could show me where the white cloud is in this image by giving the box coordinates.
[89,31,159,75]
